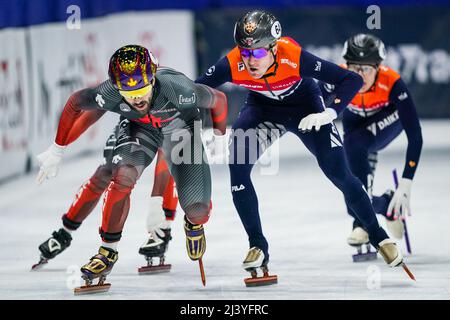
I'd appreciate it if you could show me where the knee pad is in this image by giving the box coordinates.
[89,166,113,193]
[184,202,211,225]
[111,165,140,192]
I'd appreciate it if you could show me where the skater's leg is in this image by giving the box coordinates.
[35,131,116,266]
[151,149,179,215]
[82,120,162,278]
[99,121,162,245]
[229,105,286,261]
[295,123,388,247]
[162,121,211,260]
[342,107,404,239]
[63,164,112,231]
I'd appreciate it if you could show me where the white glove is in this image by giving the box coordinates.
[146,197,169,232]
[299,108,337,132]
[205,132,229,164]
[387,178,412,219]
[36,142,66,185]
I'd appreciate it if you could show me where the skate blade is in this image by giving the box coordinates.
[401,263,416,281]
[138,264,172,275]
[199,258,206,287]
[74,283,111,295]
[31,259,48,271]
[244,275,278,287]
[352,252,377,263]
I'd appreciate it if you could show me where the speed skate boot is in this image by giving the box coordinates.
[32,228,72,270]
[184,216,206,261]
[184,216,208,286]
[138,227,172,274]
[74,246,118,295]
[242,247,278,287]
[347,225,377,262]
[379,190,405,240]
[377,238,415,280]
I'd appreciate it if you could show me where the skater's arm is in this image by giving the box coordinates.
[300,50,363,115]
[55,88,104,146]
[195,84,228,135]
[65,109,107,145]
[195,56,232,89]
[390,78,423,180]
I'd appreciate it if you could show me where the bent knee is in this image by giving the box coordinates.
[184,202,211,225]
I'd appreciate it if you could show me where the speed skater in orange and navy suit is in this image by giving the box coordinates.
[318,34,423,246]
[195,10,412,277]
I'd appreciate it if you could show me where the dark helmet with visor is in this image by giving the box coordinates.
[234,10,282,49]
[342,33,386,65]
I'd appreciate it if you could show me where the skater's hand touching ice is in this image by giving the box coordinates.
[205,130,229,164]
[36,143,66,185]
[387,178,412,219]
[298,108,337,132]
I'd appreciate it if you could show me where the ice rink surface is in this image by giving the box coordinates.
[0,120,449,300]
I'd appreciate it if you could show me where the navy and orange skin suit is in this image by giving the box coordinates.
[319,64,423,227]
[60,111,179,233]
[54,68,227,243]
[196,37,390,261]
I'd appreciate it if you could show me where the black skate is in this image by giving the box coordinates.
[74,246,118,295]
[242,247,278,287]
[31,228,72,270]
[138,228,172,274]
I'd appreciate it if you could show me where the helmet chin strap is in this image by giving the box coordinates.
[260,48,278,79]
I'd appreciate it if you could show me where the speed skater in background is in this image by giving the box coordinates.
[319,33,423,246]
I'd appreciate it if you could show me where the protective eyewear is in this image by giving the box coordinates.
[119,84,152,99]
[348,64,376,75]
[239,47,270,59]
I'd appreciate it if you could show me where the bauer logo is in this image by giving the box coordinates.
[112,155,123,164]
[179,93,196,105]
[95,94,105,107]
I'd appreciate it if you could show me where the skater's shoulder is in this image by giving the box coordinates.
[93,79,123,103]
[377,65,401,83]
[155,67,198,107]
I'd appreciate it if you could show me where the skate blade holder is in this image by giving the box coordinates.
[244,268,278,287]
[74,283,111,295]
[31,259,49,271]
[352,244,378,263]
[138,264,172,275]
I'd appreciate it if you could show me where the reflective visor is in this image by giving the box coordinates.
[119,84,152,99]
[239,47,270,59]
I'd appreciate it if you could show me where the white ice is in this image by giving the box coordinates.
[0,120,449,300]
